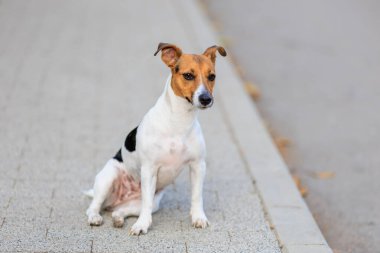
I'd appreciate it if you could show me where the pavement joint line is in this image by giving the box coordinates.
[11,179,17,189]
[90,239,94,253]
[15,164,21,173]
[50,189,55,199]
[227,231,232,252]
[214,191,226,221]
[220,210,226,221]
[5,197,11,210]
[49,207,53,218]
[0,218,5,229]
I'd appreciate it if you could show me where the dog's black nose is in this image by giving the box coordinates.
[199,93,212,106]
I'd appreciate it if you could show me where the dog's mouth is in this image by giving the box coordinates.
[185,97,193,104]
[197,101,213,110]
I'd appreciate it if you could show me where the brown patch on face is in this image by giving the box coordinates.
[154,43,226,104]
[170,54,216,102]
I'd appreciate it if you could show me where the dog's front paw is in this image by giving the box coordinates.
[88,213,103,226]
[191,212,209,229]
[129,217,151,235]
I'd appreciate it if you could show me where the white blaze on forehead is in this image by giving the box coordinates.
[195,84,206,96]
[194,84,207,97]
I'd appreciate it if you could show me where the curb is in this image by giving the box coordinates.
[176,0,334,252]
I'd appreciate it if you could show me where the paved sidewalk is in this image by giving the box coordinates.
[0,0,281,252]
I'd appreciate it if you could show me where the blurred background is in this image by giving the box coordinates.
[202,0,380,252]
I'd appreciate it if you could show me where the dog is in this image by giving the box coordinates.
[85,43,226,235]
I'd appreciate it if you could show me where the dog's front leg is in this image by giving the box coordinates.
[189,159,209,228]
[130,163,157,235]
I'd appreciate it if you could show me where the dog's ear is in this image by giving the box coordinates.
[154,42,182,68]
[203,45,227,64]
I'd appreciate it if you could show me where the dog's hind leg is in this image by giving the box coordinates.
[112,190,165,228]
[86,159,121,226]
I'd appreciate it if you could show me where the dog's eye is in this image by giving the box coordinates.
[208,74,216,81]
[183,73,195,81]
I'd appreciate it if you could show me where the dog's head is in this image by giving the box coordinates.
[154,43,226,109]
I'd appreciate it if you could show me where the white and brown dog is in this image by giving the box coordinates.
[85,43,226,235]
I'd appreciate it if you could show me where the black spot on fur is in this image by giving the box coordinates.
[125,126,138,152]
[113,149,123,162]
[175,65,179,73]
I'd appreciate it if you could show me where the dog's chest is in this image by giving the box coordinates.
[157,136,191,166]
[155,136,192,187]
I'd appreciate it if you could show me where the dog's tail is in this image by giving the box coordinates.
[82,189,94,198]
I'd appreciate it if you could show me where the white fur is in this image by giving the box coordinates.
[86,74,209,235]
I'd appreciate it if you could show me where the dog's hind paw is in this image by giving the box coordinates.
[88,213,103,226]
[112,214,125,228]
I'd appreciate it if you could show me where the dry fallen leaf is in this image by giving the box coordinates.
[313,171,335,180]
[245,81,261,100]
[274,137,290,148]
[263,120,272,134]
[274,137,291,157]
[300,187,308,197]
[292,175,308,197]
[235,65,245,76]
